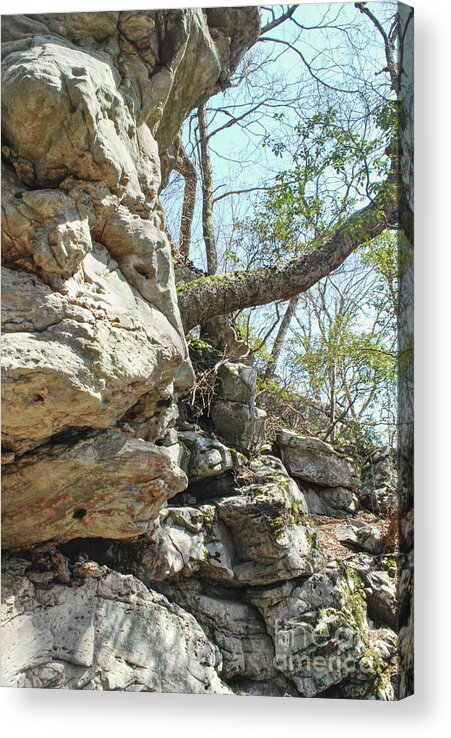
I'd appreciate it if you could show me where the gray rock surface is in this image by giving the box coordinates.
[361,446,398,515]
[211,401,267,453]
[276,430,360,491]
[1,558,229,693]
[211,361,267,452]
[177,431,235,481]
[335,523,383,555]
[303,485,359,518]
[159,578,276,682]
[248,563,394,699]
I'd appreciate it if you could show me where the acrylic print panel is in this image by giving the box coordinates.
[1,3,413,699]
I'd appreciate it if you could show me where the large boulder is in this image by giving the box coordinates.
[177,430,235,482]
[248,563,395,699]
[1,246,186,455]
[335,523,384,555]
[1,558,229,693]
[303,485,359,518]
[1,430,187,549]
[276,430,360,491]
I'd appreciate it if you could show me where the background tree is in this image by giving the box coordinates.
[162,2,413,451]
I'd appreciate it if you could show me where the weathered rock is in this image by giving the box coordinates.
[159,578,276,682]
[1,558,229,693]
[345,553,398,629]
[1,7,261,542]
[177,431,235,482]
[1,430,187,549]
[99,455,320,588]
[276,430,360,491]
[248,563,394,699]
[1,165,92,283]
[3,9,260,181]
[211,401,266,453]
[216,361,257,404]
[361,446,398,515]
[320,486,359,512]
[2,40,154,202]
[210,360,267,452]
[303,485,359,518]
[121,507,207,582]
[335,523,383,555]
[366,570,398,629]
[1,246,186,454]
[199,459,322,586]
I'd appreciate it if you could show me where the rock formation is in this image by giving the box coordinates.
[1,7,260,543]
[1,8,410,700]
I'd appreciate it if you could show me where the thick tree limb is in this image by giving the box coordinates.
[178,192,397,331]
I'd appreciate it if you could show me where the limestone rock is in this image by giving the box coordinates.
[210,361,267,452]
[361,446,398,515]
[159,578,276,682]
[1,167,92,283]
[276,430,360,491]
[303,485,359,518]
[1,559,229,693]
[2,40,155,203]
[177,431,234,482]
[123,507,206,582]
[366,570,398,629]
[216,362,258,404]
[199,458,322,586]
[96,455,320,588]
[1,430,187,549]
[211,400,266,453]
[335,523,383,555]
[1,245,185,454]
[248,563,394,699]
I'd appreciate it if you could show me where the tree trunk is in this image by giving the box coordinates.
[174,143,197,259]
[265,295,299,379]
[178,192,398,331]
[198,103,218,275]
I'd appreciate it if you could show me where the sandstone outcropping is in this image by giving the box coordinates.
[1,8,260,545]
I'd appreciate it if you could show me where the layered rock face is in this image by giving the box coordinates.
[1,558,229,693]
[1,8,260,545]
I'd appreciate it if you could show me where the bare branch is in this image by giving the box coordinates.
[260,5,298,35]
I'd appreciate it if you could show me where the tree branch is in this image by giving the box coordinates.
[178,190,398,331]
[260,5,298,34]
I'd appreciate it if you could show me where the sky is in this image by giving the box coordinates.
[160,3,402,442]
